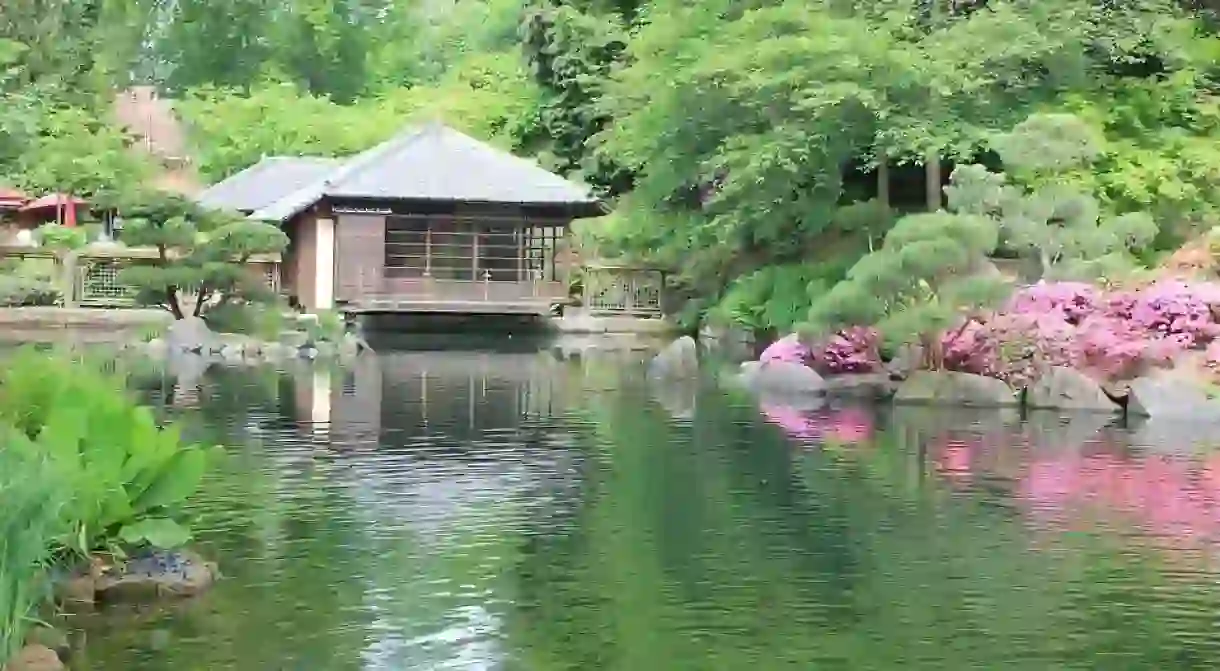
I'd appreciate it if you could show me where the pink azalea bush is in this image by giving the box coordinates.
[948,280,1220,383]
[755,280,1220,383]
[758,328,882,374]
[1007,281,1098,324]
[808,326,881,374]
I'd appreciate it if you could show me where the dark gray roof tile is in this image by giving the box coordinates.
[198,156,340,213]
[247,124,603,222]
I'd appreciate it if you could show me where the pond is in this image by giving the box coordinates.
[67,341,1220,670]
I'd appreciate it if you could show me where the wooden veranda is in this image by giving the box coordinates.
[341,214,570,315]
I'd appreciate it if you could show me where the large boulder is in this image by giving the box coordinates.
[1127,372,1220,420]
[697,322,756,362]
[758,333,809,364]
[1026,366,1119,412]
[822,373,897,400]
[94,549,218,601]
[5,645,63,671]
[893,370,1019,407]
[884,343,924,380]
[648,336,699,380]
[165,316,217,353]
[738,360,825,395]
[651,379,697,420]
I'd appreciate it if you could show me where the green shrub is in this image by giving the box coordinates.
[0,350,221,557]
[34,223,88,252]
[0,276,60,307]
[203,301,287,340]
[0,445,63,662]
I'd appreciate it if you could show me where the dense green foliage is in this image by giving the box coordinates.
[114,192,288,318]
[0,351,220,555]
[3,0,1220,331]
[802,112,1170,364]
[0,351,218,661]
[0,446,63,662]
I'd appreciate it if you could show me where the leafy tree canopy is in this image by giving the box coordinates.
[115,191,288,319]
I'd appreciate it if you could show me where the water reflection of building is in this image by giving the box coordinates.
[293,351,563,445]
[286,351,575,671]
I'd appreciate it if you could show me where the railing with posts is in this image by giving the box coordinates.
[0,244,280,308]
[347,265,567,311]
[579,262,666,318]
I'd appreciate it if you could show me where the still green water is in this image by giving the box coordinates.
[67,345,1220,670]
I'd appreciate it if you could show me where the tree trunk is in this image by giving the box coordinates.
[166,288,184,319]
[925,0,944,212]
[877,149,890,210]
[925,152,941,211]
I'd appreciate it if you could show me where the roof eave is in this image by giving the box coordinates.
[323,194,607,218]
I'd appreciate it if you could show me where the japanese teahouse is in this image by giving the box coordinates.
[197,123,605,314]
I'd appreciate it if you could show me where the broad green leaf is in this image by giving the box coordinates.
[118,518,193,550]
[133,448,209,513]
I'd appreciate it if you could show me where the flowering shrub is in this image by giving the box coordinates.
[1073,315,1188,380]
[760,281,1220,383]
[759,334,810,365]
[943,312,1077,387]
[1008,282,1097,324]
[808,326,881,374]
[759,329,882,374]
[943,280,1220,383]
[1117,281,1220,347]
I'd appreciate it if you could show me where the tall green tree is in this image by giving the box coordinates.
[519,0,634,194]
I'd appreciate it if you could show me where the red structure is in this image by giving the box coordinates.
[20,193,86,227]
[0,187,28,212]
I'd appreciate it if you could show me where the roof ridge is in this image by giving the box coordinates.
[437,126,595,191]
[319,124,427,193]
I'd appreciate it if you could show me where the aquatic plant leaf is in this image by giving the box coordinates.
[122,410,181,496]
[35,402,89,465]
[119,518,192,550]
[134,448,209,513]
[99,488,136,530]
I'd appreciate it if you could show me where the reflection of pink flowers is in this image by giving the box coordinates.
[761,404,874,445]
[937,439,974,481]
[936,434,1220,551]
[1017,453,1220,547]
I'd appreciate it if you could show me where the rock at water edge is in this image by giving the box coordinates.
[884,343,923,381]
[165,316,216,353]
[144,337,169,359]
[6,645,63,671]
[1026,366,1118,412]
[894,370,1019,407]
[738,360,825,395]
[759,333,809,364]
[822,373,897,400]
[1127,373,1220,419]
[23,628,69,662]
[648,336,698,380]
[94,549,218,601]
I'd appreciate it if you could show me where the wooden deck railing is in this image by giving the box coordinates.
[344,267,567,314]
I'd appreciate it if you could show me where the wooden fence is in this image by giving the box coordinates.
[0,245,279,308]
[579,262,666,318]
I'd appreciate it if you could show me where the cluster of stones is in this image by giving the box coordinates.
[652,335,1220,424]
[8,549,218,671]
[127,316,370,364]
